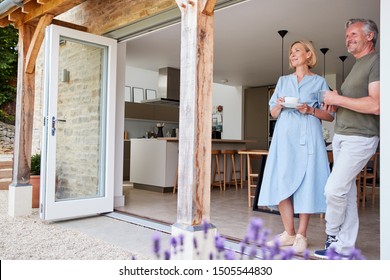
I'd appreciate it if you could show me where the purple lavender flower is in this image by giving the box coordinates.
[214,235,225,253]
[280,247,295,260]
[171,236,178,255]
[164,250,171,260]
[178,234,185,252]
[193,237,200,256]
[348,248,366,260]
[202,220,210,238]
[249,244,257,259]
[224,249,236,260]
[193,236,198,249]
[239,241,247,257]
[326,247,342,260]
[303,249,310,260]
[152,232,161,258]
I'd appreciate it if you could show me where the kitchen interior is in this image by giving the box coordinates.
[115,0,380,259]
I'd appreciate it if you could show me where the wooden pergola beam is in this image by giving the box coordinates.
[25,14,54,74]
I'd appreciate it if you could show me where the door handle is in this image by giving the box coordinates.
[51,117,66,136]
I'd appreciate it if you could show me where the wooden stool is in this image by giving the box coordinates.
[211,150,222,191]
[220,150,238,191]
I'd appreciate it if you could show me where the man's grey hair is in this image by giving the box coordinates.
[345,18,379,46]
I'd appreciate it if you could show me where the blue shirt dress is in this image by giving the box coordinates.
[258,74,330,214]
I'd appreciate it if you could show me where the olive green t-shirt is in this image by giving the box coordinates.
[335,52,380,137]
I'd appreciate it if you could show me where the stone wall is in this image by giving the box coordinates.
[0,122,14,154]
[32,0,177,153]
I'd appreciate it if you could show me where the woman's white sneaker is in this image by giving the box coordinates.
[292,234,308,253]
[266,231,296,247]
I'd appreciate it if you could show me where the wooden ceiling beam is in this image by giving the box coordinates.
[37,0,52,4]
[52,19,87,32]
[23,0,85,23]
[8,9,25,23]
[0,17,11,28]
[22,1,43,14]
[25,13,54,74]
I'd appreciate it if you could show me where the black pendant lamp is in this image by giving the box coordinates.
[339,55,348,82]
[278,30,288,76]
[320,48,329,78]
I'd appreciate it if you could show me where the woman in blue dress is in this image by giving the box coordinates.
[258,40,334,253]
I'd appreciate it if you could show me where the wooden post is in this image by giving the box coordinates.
[8,23,36,217]
[172,0,216,259]
[176,0,216,226]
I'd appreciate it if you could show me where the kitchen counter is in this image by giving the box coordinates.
[129,138,255,192]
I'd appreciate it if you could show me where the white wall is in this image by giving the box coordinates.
[212,83,243,140]
[381,0,389,260]
[126,66,158,90]
[124,66,244,140]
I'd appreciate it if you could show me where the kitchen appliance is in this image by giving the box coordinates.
[141,67,180,106]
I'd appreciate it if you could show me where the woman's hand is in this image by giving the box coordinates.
[296,103,314,115]
[270,97,285,118]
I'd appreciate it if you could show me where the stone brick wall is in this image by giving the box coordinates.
[30,0,178,196]
[56,0,176,35]
[52,39,104,199]
[0,122,14,154]
[32,0,177,155]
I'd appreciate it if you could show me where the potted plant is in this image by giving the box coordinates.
[30,153,40,208]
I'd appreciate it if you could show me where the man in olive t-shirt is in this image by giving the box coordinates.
[314,19,380,259]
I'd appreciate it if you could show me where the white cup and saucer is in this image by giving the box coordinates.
[282,96,300,108]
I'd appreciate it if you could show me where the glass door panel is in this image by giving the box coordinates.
[41,25,117,221]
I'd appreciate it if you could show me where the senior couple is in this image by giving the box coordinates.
[258,18,380,259]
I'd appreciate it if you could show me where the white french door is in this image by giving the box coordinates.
[40,25,117,221]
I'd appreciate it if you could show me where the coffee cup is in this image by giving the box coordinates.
[284,96,299,104]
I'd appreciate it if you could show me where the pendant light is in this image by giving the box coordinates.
[320,48,329,78]
[339,55,348,82]
[278,30,288,76]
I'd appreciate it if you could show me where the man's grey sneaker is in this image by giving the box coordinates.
[325,235,337,249]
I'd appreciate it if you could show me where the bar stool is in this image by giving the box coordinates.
[220,150,239,191]
[236,150,245,189]
[211,150,223,191]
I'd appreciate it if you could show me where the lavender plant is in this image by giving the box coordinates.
[151,218,365,260]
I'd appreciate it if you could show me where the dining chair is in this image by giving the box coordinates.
[357,152,379,207]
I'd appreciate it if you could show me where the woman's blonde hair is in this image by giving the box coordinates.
[288,40,317,69]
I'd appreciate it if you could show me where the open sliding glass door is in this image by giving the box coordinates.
[40,25,117,221]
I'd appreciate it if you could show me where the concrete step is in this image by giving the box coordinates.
[0,168,12,178]
[0,178,11,190]
[0,160,13,169]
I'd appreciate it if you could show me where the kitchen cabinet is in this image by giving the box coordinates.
[123,140,130,180]
[130,139,178,192]
[244,86,269,150]
[267,86,276,147]
[125,102,179,122]
[244,85,275,150]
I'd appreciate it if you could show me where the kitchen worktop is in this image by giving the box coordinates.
[129,138,255,192]
[145,138,255,144]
